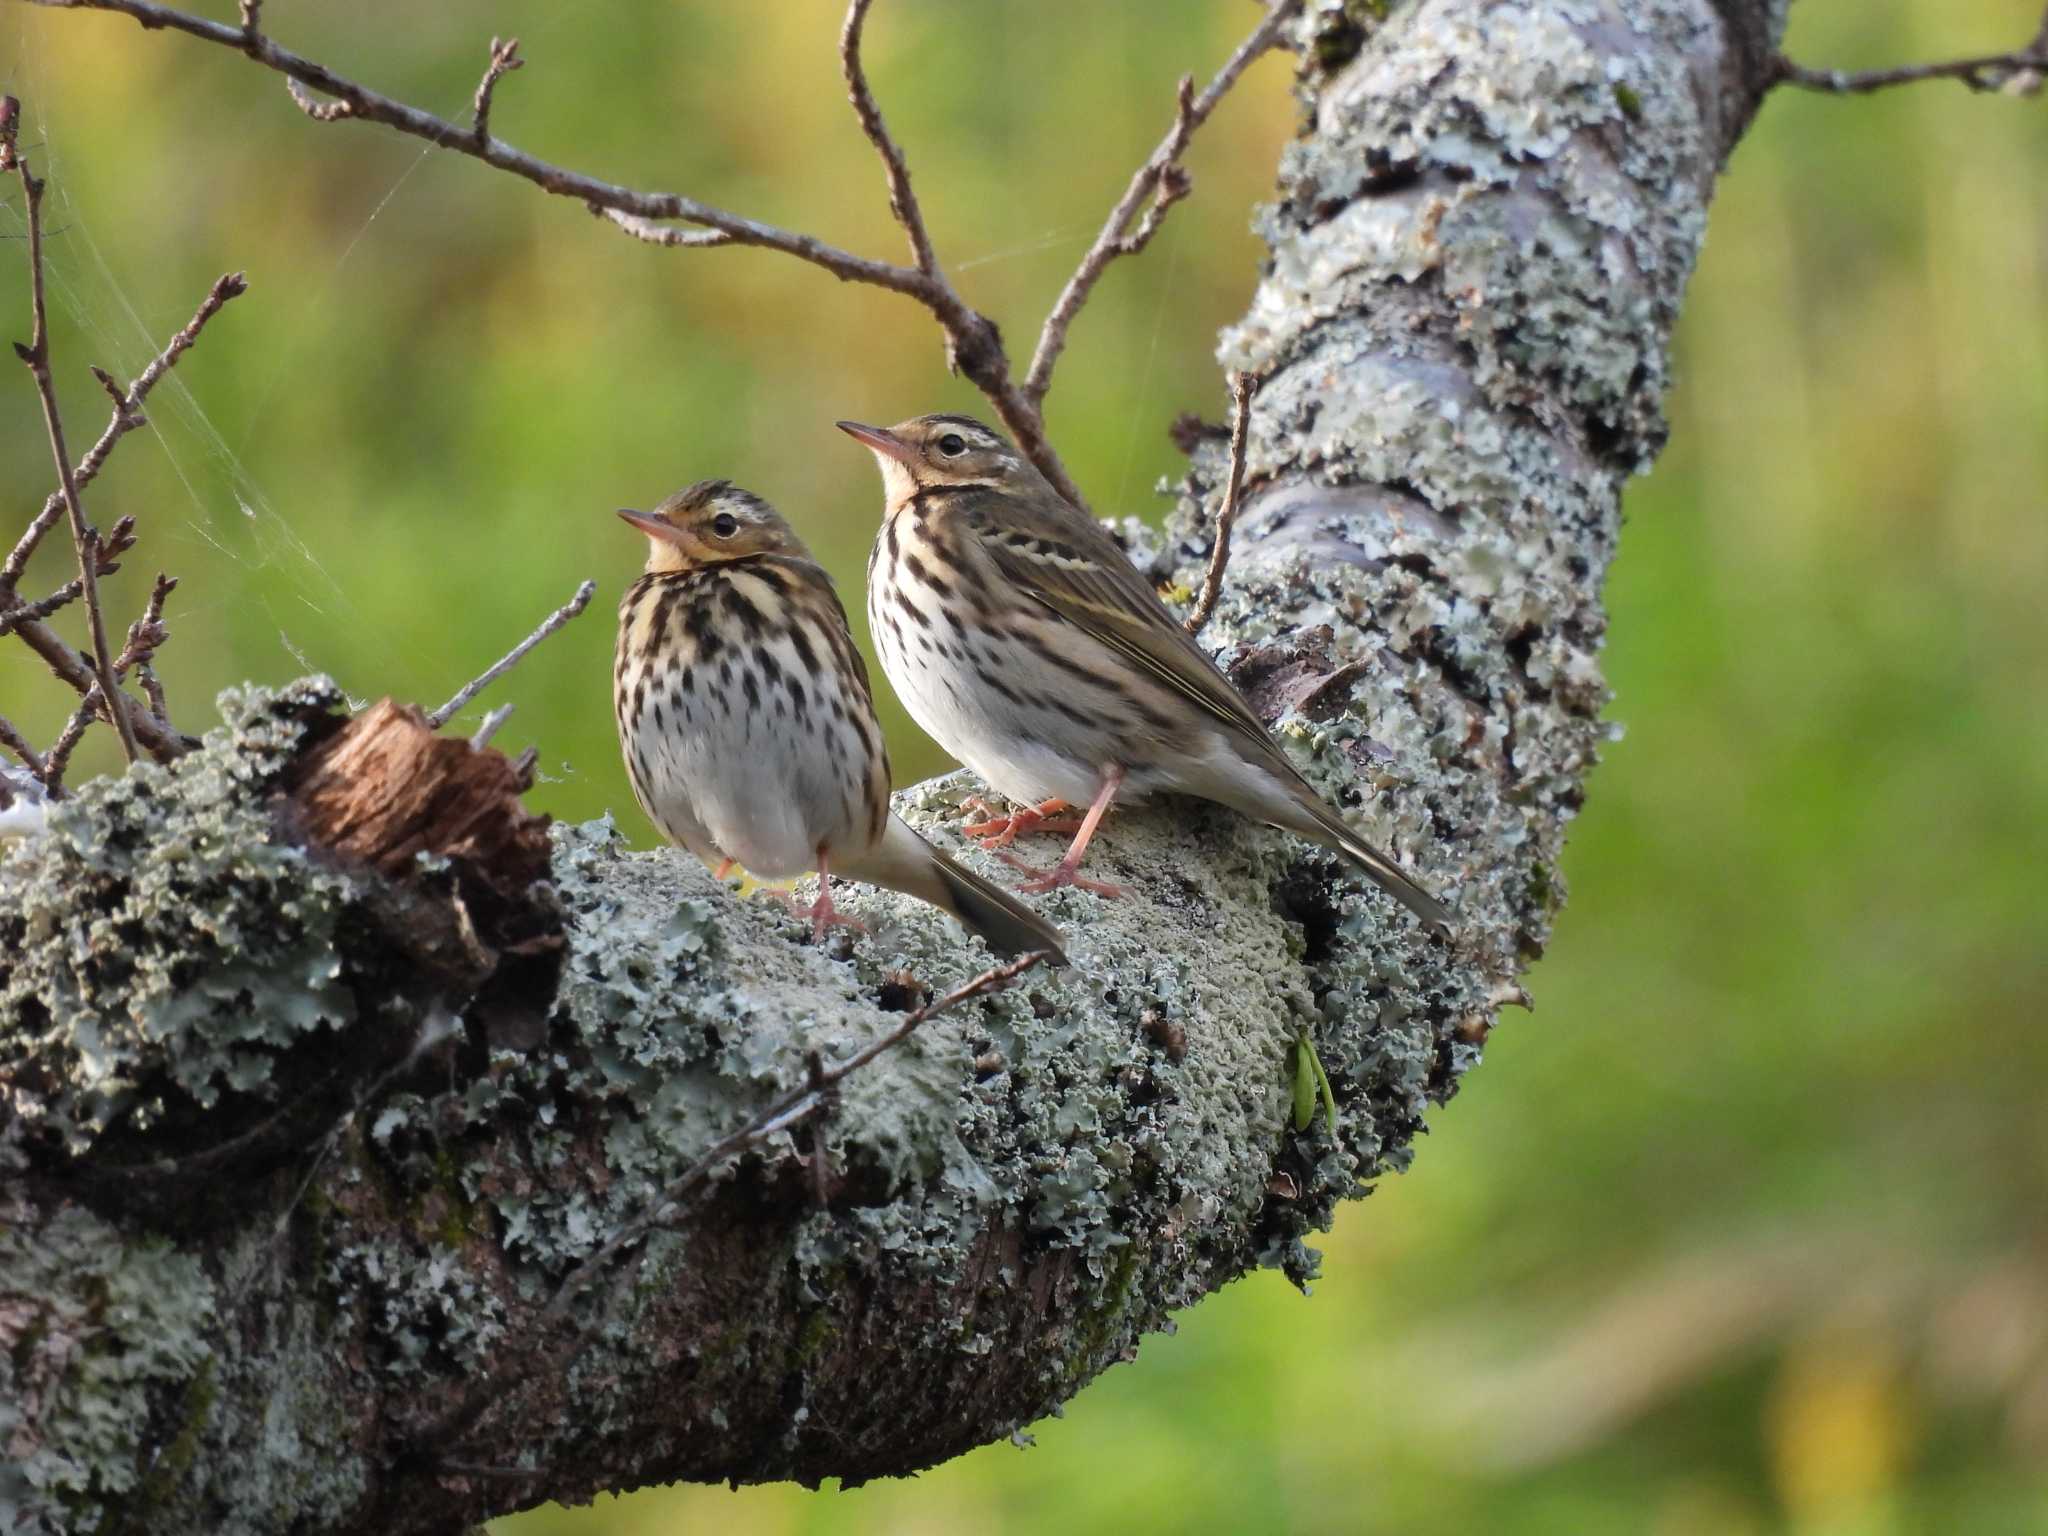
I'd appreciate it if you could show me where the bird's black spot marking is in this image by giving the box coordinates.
[773,628,811,683]
[724,582,766,635]
[975,667,1023,706]
[896,589,932,628]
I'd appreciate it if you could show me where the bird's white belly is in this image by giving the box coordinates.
[621,638,871,877]
[870,594,1103,809]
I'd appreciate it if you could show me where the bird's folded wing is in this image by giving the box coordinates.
[969,509,1302,777]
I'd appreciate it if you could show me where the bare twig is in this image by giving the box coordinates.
[42,687,101,793]
[0,581,83,637]
[114,573,175,672]
[1772,7,2048,97]
[840,0,937,276]
[594,207,734,249]
[4,101,140,766]
[426,579,595,729]
[285,78,354,122]
[34,0,1096,504]
[469,703,513,751]
[1185,372,1257,636]
[0,714,46,781]
[5,618,190,761]
[1023,0,1302,406]
[118,573,179,728]
[2,272,245,592]
[471,37,522,144]
[37,0,1293,512]
[419,949,1048,1455]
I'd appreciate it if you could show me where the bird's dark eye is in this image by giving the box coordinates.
[937,433,967,457]
[711,513,740,538]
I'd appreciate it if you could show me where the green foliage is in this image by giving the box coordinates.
[1,0,2043,1531]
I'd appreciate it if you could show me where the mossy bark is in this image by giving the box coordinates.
[0,2,1785,1530]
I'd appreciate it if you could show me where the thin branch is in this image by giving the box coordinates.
[5,614,189,762]
[840,0,937,276]
[419,949,1049,1456]
[469,703,513,751]
[114,572,175,673]
[1772,6,2048,97]
[42,686,100,794]
[425,579,595,729]
[1185,371,1257,637]
[1023,0,1302,407]
[1,271,245,592]
[4,100,140,766]
[0,713,46,782]
[285,78,354,122]
[35,0,1091,510]
[594,207,734,249]
[470,36,522,145]
[0,579,85,637]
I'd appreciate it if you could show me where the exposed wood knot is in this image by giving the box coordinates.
[280,699,562,1019]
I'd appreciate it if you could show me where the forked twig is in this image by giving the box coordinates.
[425,579,595,729]
[39,0,1295,516]
[1024,1,1303,406]
[471,36,523,144]
[1,271,241,592]
[840,0,937,276]
[3,98,139,766]
[0,714,47,781]
[1185,372,1257,637]
[418,949,1049,1456]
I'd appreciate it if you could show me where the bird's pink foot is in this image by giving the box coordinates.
[759,883,868,942]
[712,858,739,882]
[962,797,1081,848]
[994,849,1124,899]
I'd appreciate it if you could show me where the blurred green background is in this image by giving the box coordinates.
[3,2,2044,1531]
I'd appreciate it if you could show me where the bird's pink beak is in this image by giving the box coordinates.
[835,420,917,466]
[617,508,684,547]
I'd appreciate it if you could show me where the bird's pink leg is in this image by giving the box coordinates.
[997,766,1125,897]
[712,858,739,881]
[797,848,867,942]
[962,795,1082,847]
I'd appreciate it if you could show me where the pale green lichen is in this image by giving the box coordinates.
[0,0,1784,1521]
[0,678,361,1159]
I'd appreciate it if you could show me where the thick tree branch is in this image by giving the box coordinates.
[0,2,1791,1530]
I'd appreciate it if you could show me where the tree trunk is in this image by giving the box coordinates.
[0,2,1784,1530]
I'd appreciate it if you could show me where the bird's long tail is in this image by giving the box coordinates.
[850,816,1070,964]
[1269,786,1455,938]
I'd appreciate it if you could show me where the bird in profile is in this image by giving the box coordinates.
[837,415,1453,935]
[612,479,1068,963]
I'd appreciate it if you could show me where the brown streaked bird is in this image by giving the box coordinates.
[613,479,1068,963]
[837,415,1454,936]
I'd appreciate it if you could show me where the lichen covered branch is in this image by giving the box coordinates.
[0,1,1788,1529]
